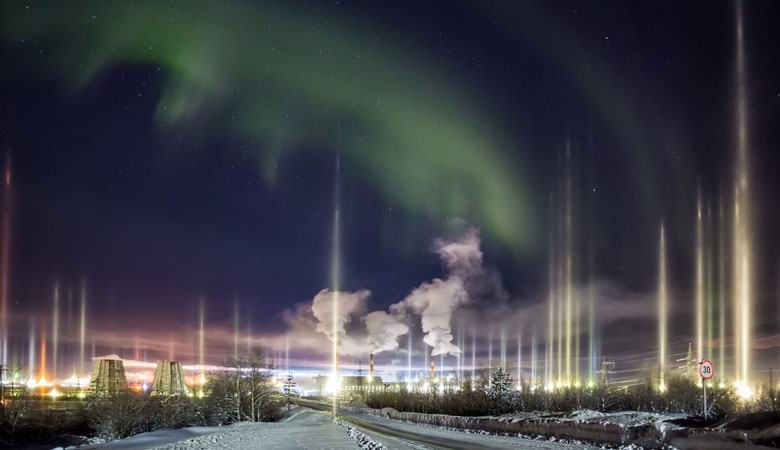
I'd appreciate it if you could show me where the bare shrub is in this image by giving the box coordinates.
[88,393,147,439]
[364,375,743,418]
[0,388,90,447]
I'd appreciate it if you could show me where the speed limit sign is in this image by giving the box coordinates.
[699,359,715,380]
[699,360,715,420]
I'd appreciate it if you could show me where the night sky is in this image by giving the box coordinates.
[1,1,779,376]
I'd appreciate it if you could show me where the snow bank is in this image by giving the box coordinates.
[559,409,687,434]
[138,411,364,449]
[343,406,689,448]
[343,424,386,450]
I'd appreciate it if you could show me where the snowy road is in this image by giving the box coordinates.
[79,406,602,449]
[341,411,601,450]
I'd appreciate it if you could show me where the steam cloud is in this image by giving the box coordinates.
[311,289,370,340]
[311,289,370,355]
[391,228,483,356]
[310,288,408,356]
[307,228,483,358]
[363,311,409,354]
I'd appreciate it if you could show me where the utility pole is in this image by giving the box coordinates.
[677,342,697,382]
[596,357,615,386]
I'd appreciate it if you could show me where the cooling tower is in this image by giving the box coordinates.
[89,357,129,394]
[152,360,188,395]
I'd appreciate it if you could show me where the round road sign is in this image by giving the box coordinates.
[699,359,715,380]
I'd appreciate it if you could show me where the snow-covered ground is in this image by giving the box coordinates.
[72,426,232,450]
[559,409,688,434]
[66,405,779,450]
[487,409,688,435]
[338,406,694,449]
[154,409,363,450]
[74,407,363,450]
[72,406,615,450]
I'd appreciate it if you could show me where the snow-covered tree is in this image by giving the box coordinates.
[208,351,280,422]
[283,372,297,411]
[487,367,514,401]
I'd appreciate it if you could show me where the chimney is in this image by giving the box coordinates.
[368,353,375,382]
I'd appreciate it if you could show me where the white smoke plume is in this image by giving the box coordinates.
[363,311,409,354]
[311,288,372,355]
[435,228,483,276]
[391,228,483,356]
[310,288,408,355]
[303,229,482,358]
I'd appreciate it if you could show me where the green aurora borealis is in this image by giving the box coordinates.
[1,1,534,253]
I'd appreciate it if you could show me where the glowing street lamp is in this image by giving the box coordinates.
[735,381,754,401]
[324,374,341,395]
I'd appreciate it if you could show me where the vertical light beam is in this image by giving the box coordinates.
[198,299,205,383]
[547,230,555,387]
[500,325,506,369]
[407,331,412,382]
[588,252,596,385]
[471,331,475,385]
[285,333,290,372]
[531,331,537,386]
[245,309,252,355]
[488,331,493,370]
[563,141,573,386]
[516,333,522,388]
[233,299,240,359]
[79,280,86,376]
[733,0,752,391]
[706,204,714,361]
[27,318,35,378]
[0,153,11,367]
[52,282,59,379]
[695,194,704,363]
[658,223,668,391]
[718,196,727,380]
[329,147,342,402]
[39,330,46,381]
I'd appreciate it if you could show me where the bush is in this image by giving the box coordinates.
[209,351,283,423]
[0,389,91,447]
[1,351,283,447]
[364,374,744,418]
[88,394,148,440]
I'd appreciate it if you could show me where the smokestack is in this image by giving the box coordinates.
[368,353,375,382]
[429,358,436,381]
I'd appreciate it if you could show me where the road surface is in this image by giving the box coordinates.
[340,410,599,450]
[78,406,601,449]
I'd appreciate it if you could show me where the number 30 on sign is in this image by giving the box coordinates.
[699,359,715,380]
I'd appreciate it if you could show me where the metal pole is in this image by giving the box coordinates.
[703,382,707,420]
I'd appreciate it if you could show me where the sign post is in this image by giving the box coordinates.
[699,359,715,420]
